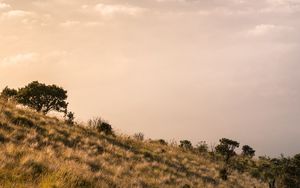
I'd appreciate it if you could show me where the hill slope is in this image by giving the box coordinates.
[0,100,266,188]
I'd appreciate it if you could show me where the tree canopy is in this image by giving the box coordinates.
[215,138,240,162]
[0,86,18,99]
[242,145,255,158]
[1,81,68,115]
[17,81,68,114]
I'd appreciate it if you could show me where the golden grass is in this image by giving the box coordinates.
[0,99,267,187]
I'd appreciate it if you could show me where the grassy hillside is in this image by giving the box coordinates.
[0,99,266,188]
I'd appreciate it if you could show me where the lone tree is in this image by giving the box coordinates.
[0,86,18,99]
[242,145,255,158]
[215,138,240,162]
[16,81,68,114]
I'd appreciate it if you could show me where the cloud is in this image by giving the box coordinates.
[0,9,51,26]
[247,24,293,36]
[0,53,38,67]
[94,3,144,16]
[60,20,80,27]
[0,2,10,10]
[262,0,300,13]
[1,10,34,18]
[248,24,276,36]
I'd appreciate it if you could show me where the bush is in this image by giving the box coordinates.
[179,140,193,150]
[133,132,144,141]
[196,141,208,153]
[157,139,168,145]
[242,145,255,158]
[65,111,75,125]
[98,122,113,135]
[88,117,113,135]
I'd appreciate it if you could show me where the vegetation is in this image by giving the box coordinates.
[133,132,144,141]
[65,111,75,125]
[0,99,268,187]
[88,117,113,135]
[0,81,299,187]
[242,145,256,158]
[1,81,68,115]
[215,138,239,162]
[0,86,17,99]
[179,140,193,150]
[196,141,209,153]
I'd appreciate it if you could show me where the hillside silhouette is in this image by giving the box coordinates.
[0,99,267,187]
[1,82,300,188]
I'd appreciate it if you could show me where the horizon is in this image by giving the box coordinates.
[1,0,300,157]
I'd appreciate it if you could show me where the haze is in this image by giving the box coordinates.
[1,0,300,157]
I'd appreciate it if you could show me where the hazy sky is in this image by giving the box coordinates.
[1,0,300,156]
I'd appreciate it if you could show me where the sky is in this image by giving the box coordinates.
[0,0,300,157]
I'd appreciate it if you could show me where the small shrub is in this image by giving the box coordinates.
[179,140,193,150]
[133,132,144,141]
[65,111,75,125]
[196,141,208,153]
[97,122,113,135]
[158,139,168,145]
[88,117,113,135]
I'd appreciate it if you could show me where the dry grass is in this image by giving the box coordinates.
[0,99,267,188]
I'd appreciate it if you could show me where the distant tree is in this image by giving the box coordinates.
[179,140,193,150]
[196,141,208,153]
[16,81,68,114]
[1,86,18,99]
[242,145,255,158]
[215,138,239,162]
